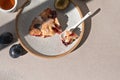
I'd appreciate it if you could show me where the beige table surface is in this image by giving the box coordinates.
[0,0,120,80]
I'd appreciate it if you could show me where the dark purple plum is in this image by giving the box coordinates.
[9,44,27,58]
[0,32,13,44]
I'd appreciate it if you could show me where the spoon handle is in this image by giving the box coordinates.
[68,12,92,30]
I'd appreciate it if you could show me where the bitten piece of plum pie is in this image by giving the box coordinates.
[29,8,62,38]
[61,31,78,46]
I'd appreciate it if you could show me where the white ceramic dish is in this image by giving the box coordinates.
[16,0,84,58]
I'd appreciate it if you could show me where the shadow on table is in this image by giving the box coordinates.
[0,0,100,53]
[73,0,101,51]
[0,20,18,51]
[0,0,32,51]
[0,0,31,51]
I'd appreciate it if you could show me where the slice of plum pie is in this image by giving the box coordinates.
[29,8,62,38]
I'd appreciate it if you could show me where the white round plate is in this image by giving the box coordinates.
[16,0,84,58]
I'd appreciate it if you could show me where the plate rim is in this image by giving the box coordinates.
[15,0,85,58]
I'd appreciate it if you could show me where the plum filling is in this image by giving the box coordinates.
[62,40,71,46]
[50,10,57,18]
[33,24,41,29]
[52,25,62,34]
